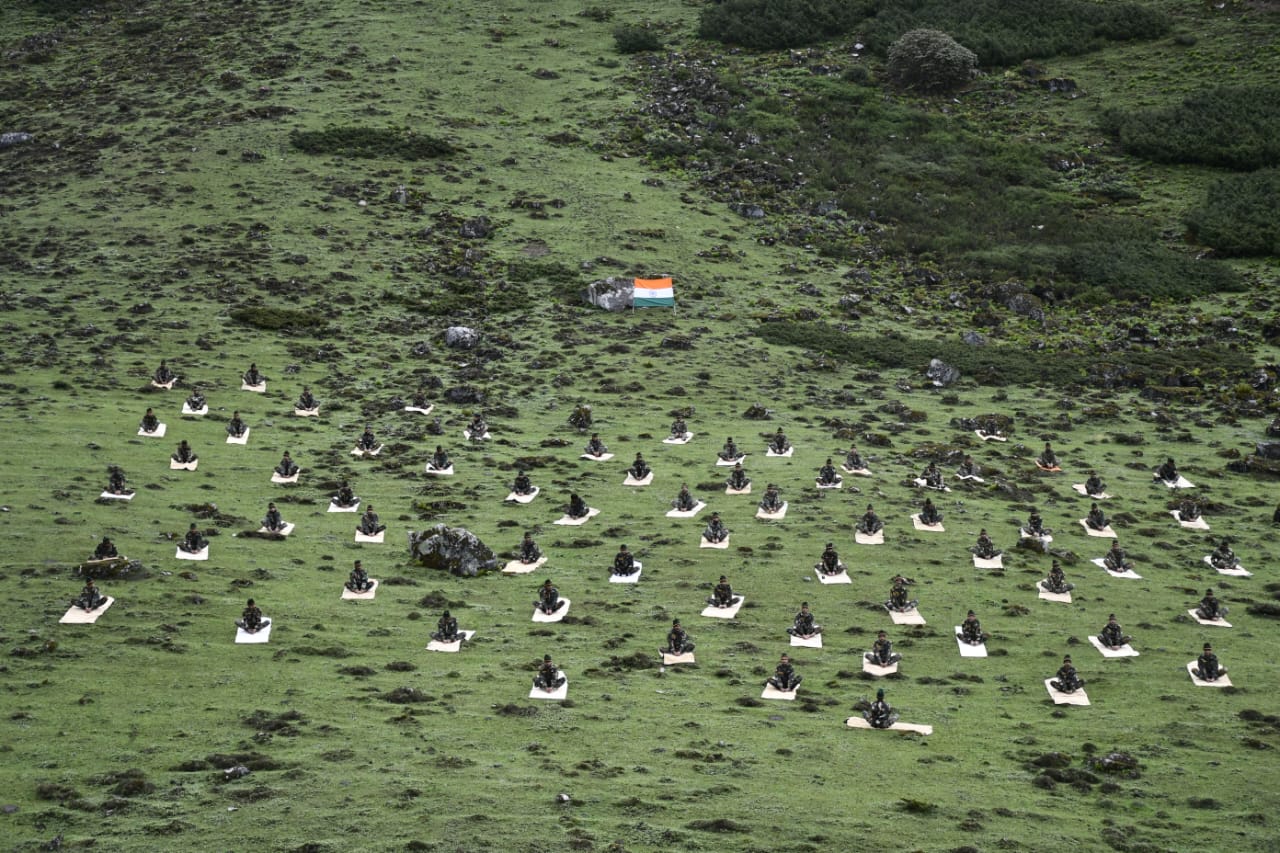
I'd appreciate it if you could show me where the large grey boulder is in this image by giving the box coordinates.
[583,276,633,311]
[408,525,497,577]
[444,326,480,349]
[926,358,961,387]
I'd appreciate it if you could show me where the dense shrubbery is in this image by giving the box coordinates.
[698,0,872,49]
[1188,169,1280,257]
[1101,86,1280,171]
[886,29,976,93]
[229,306,329,332]
[755,323,1251,387]
[614,25,662,54]
[289,127,454,160]
[868,0,1169,65]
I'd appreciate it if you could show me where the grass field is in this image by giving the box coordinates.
[1,0,1278,850]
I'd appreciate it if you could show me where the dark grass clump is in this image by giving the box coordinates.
[698,0,870,49]
[229,306,330,333]
[614,25,662,54]
[1101,86,1280,171]
[382,687,435,704]
[290,127,455,160]
[686,817,751,832]
[1188,168,1280,257]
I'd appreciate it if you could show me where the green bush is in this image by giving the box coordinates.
[1101,86,1280,170]
[289,127,455,161]
[1187,168,1280,257]
[698,0,872,50]
[614,25,662,54]
[886,29,976,93]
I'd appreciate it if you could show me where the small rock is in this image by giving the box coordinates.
[0,132,34,149]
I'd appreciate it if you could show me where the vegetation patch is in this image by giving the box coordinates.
[228,306,330,332]
[1188,168,1280,257]
[289,127,455,160]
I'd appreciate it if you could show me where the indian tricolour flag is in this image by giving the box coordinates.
[633,277,675,308]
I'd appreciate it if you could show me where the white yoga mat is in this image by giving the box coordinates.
[463,429,491,441]
[180,403,208,416]
[354,530,385,544]
[1157,474,1195,489]
[175,545,208,561]
[294,408,319,417]
[609,561,642,584]
[662,651,695,665]
[973,555,1003,569]
[503,557,547,574]
[529,673,568,700]
[137,423,167,438]
[235,622,272,643]
[662,432,694,445]
[1045,679,1090,706]
[425,464,455,476]
[226,428,250,445]
[1088,635,1139,658]
[1187,661,1232,687]
[955,629,988,658]
[862,659,899,677]
[666,501,706,519]
[59,597,114,624]
[841,465,872,476]
[1203,555,1250,577]
[271,471,300,484]
[1019,529,1053,543]
[1091,557,1141,579]
[99,491,135,501]
[815,568,851,585]
[170,459,198,471]
[957,474,984,484]
[790,633,822,648]
[1172,511,1210,530]
[1081,520,1117,538]
[976,430,1007,442]
[911,514,944,532]
[151,379,176,390]
[700,536,730,549]
[350,444,382,457]
[404,404,434,415]
[845,717,933,735]
[341,579,379,600]
[889,608,925,626]
[761,684,797,700]
[241,382,267,393]
[1039,586,1072,604]
[855,530,884,545]
[554,508,599,526]
[580,452,615,462]
[622,472,654,486]
[765,447,794,457]
[1036,463,1062,473]
[1187,609,1231,628]
[427,630,475,653]
[725,484,752,495]
[815,479,843,489]
[1072,484,1111,499]
[256,522,295,537]
[701,597,743,619]
[756,502,788,520]
[328,501,360,513]
[532,598,570,622]
[504,487,540,504]
[716,455,746,466]
[913,478,951,492]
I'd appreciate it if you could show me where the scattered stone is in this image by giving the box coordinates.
[582,276,633,311]
[0,132,33,149]
[925,358,960,387]
[444,327,480,349]
[408,524,498,577]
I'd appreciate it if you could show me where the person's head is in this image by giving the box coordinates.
[780,653,790,663]
[364,424,372,432]
[189,523,197,531]
[543,579,553,587]
[1091,502,1099,510]
[101,536,111,543]
[866,504,874,512]
[1205,588,1214,596]
[800,602,810,612]
[366,504,373,512]
[635,452,643,459]
[876,688,885,699]
[544,654,552,662]
[85,578,95,586]
[1167,457,1175,465]
[1204,643,1212,652]
[673,618,680,626]
[1062,655,1071,664]
[619,544,628,552]
[233,410,240,418]
[719,575,727,583]
[826,457,832,464]
[979,528,987,536]
[711,512,720,520]
[437,445,443,452]
[283,451,291,458]
[145,407,153,415]
[443,610,450,618]
[825,542,834,549]
[1108,614,1117,622]
[524,532,533,540]
[877,630,887,639]
[591,432,599,439]
[247,598,255,606]
[967,609,975,617]
[1052,560,1060,570]
[160,359,167,366]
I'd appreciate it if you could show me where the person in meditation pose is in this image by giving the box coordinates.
[1042,561,1074,593]
[296,386,318,411]
[844,445,865,470]
[628,453,650,480]
[1097,614,1132,650]
[178,523,207,554]
[857,504,883,535]
[1103,541,1135,573]
[703,512,729,544]
[1050,655,1084,693]
[920,462,944,490]
[345,560,373,593]
[430,445,451,471]
[1196,588,1228,621]
[669,417,688,440]
[1155,457,1179,484]
[865,688,898,729]
[467,413,488,438]
[332,482,359,508]
[918,497,942,526]
[106,466,129,495]
[816,543,842,576]
[184,388,206,412]
[226,411,248,439]
[816,458,842,486]
[358,505,386,535]
[1024,509,1050,537]
[533,654,565,692]
[236,598,269,633]
[139,407,161,434]
[661,619,694,655]
[583,433,608,458]
[261,502,287,533]
[718,437,744,462]
[706,575,737,608]
[671,483,697,512]
[956,455,980,479]
[1194,643,1227,682]
[611,544,638,577]
[1084,470,1105,497]
[518,532,541,564]
[1177,498,1202,523]
[726,463,751,491]
[566,492,590,520]
[1208,539,1240,571]
[768,428,791,454]
[92,536,119,560]
[758,483,784,514]
[787,602,821,639]
[431,610,464,644]
[355,425,378,452]
[865,631,902,667]
[511,469,535,496]
[885,575,917,612]
[767,653,801,691]
[275,452,299,477]
[971,529,1001,559]
[153,360,175,385]
[534,579,564,615]
[242,363,264,386]
[956,610,989,645]
[1085,502,1109,531]
[1037,442,1059,469]
[74,578,108,611]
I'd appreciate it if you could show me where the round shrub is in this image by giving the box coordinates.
[614,25,662,54]
[886,29,977,93]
